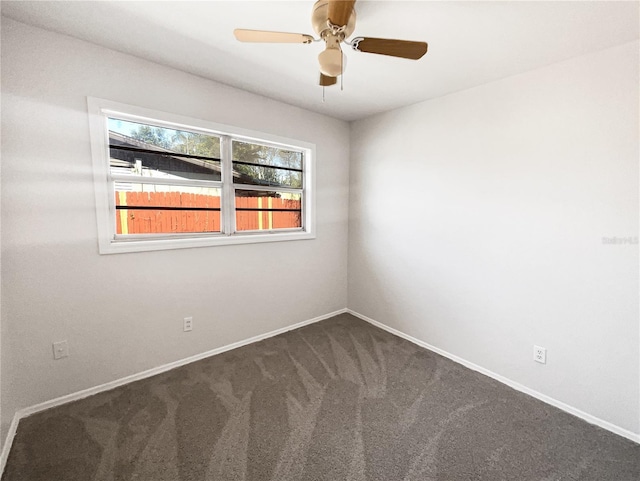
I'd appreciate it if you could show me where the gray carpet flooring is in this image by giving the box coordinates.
[3,313,639,480]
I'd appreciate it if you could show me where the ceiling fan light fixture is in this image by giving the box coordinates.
[318,46,343,77]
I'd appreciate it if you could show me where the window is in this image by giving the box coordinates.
[88,98,315,253]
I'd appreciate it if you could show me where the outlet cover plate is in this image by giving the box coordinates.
[53,340,69,360]
[534,345,546,364]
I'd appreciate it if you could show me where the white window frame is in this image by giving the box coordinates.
[87,97,316,254]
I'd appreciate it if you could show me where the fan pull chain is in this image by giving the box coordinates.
[341,53,344,91]
[322,86,325,102]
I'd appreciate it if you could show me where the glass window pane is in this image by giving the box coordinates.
[109,118,221,181]
[235,190,302,231]
[115,183,221,234]
[232,140,303,188]
[233,163,302,188]
[232,140,303,170]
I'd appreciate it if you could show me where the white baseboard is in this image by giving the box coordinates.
[0,414,21,477]
[0,308,348,475]
[347,309,640,445]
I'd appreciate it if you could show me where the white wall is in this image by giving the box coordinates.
[0,17,350,440]
[349,41,639,435]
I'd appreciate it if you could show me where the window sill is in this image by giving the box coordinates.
[98,231,316,254]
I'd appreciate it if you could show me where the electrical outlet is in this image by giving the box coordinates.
[52,340,69,360]
[533,345,546,364]
[183,317,193,332]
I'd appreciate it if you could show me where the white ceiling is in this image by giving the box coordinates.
[2,1,638,121]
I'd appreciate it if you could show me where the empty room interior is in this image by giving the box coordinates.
[1,0,639,479]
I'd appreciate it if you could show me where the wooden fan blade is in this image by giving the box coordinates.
[327,0,356,27]
[234,29,314,44]
[352,37,428,60]
[319,73,337,86]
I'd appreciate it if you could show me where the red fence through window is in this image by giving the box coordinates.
[115,191,301,234]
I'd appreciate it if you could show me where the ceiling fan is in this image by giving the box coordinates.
[234,0,428,87]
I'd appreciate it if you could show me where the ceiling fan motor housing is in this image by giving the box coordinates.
[312,0,356,38]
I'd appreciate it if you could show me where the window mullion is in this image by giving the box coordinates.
[221,135,234,235]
